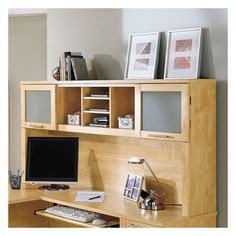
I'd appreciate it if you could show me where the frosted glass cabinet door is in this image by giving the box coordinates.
[26,91,51,123]
[21,85,56,130]
[141,84,189,142]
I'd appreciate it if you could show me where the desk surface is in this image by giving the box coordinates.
[41,190,185,227]
[9,188,43,204]
[9,187,188,227]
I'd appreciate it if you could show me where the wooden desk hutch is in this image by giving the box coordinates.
[9,79,216,228]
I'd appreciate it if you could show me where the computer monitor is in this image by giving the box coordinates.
[25,137,79,190]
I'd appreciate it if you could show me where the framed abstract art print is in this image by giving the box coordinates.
[124,32,161,79]
[164,28,203,79]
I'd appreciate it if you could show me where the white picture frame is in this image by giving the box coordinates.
[123,173,143,202]
[164,28,203,79]
[124,32,161,79]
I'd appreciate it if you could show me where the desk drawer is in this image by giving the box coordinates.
[120,219,159,228]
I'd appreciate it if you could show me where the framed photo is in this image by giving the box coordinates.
[124,32,161,79]
[123,173,143,202]
[164,28,203,79]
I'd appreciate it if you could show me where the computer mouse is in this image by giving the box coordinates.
[92,218,106,225]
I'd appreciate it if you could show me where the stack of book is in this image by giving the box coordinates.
[89,116,109,128]
[59,52,89,81]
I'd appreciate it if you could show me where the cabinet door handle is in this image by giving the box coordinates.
[29,125,46,129]
[148,134,174,139]
[127,224,141,228]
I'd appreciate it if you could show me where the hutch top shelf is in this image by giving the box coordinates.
[21,79,214,86]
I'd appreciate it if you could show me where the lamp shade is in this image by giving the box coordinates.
[128,157,144,164]
[128,156,166,198]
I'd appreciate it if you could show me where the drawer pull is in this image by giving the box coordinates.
[29,125,46,129]
[127,224,141,228]
[148,134,174,139]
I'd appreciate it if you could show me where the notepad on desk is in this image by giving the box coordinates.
[75,191,105,203]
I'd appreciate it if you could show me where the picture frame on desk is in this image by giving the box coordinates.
[123,173,143,202]
[164,28,203,79]
[124,32,161,79]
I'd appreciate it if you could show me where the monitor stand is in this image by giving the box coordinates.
[38,184,70,191]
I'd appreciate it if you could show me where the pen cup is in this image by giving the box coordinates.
[10,175,22,189]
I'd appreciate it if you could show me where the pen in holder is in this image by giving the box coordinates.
[9,170,24,190]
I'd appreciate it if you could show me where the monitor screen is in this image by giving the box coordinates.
[26,137,79,184]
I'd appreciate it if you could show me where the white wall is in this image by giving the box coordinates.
[47,9,227,227]
[9,15,47,173]
[47,9,124,80]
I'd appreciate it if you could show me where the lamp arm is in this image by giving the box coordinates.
[143,160,166,196]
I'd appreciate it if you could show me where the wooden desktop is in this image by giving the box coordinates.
[9,186,216,228]
[9,79,216,227]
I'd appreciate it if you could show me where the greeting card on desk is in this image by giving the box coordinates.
[75,191,105,203]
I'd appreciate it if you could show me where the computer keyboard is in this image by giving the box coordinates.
[45,205,100,223]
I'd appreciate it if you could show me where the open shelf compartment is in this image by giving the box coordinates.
[57,87,82,125]
[110,87,135,129]
[56,84,140,136]
[82,87,110,128]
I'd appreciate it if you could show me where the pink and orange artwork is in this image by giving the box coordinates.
[175,39,192,52]
[174,56,191,70]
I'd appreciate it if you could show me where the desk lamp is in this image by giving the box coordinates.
[128,156,166,210]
